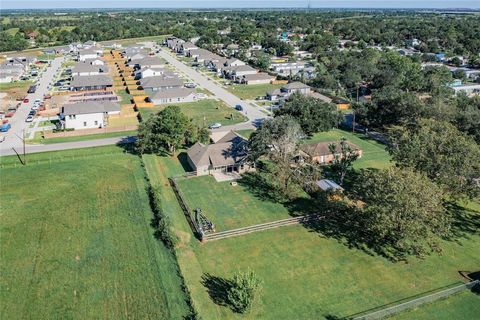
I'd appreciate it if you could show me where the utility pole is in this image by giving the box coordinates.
[23,129,27,165]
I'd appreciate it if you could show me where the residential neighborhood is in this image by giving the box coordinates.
[1,5,479,320]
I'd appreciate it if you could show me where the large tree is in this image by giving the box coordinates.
[274,93,341,136]
[354,87,425,129]
[354,167,450,260]
[328,138,359,186]
[248,116,305,198]
[137,105,191,155]
[389,119,480,198]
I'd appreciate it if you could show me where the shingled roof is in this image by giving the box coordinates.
[300,141,361,157]
[187,131,248,168]
[62,101,120,115]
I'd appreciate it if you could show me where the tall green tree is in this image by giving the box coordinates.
[248,116,304,198]
[389,119,480,198]
[274,93,341,136]
[137,105,191,155]
[354,167,450,260]
[328,138,359,186]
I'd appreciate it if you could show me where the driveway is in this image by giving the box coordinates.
[0,56,64,155]
[157,49,267,127]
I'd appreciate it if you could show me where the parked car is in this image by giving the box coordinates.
[25,116,34,123]
[27,85,37,93]
[235,104,243,111]
[34,98,41,103]
[0,123,11,132]
[5,110,15,117]
[28,110,36,116]
[208,123,222,129]
[44,94,52,99]
[31,105,39,111]
[185,82,196,88]
[23,98,29,103]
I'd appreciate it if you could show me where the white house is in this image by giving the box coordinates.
[149,88,196,104]
[83,58,105,66]
[225,58,246,67]
[135,67,174,79]
[78,48,102,61]
[61,101,121,129]
[222,65,258,80]
[451,84,480,96]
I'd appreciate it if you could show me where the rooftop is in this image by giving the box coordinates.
[62,101,120,115]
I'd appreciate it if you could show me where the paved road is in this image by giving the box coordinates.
[0,136,136,157]
[157,49,268,127]
[0,57,64,155]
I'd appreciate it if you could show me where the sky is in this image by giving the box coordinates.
[1,0,479,9]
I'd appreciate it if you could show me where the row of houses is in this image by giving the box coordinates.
[166,37,275,85]
[122,44,197,105]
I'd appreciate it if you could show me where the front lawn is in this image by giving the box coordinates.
[144,153,480,320]
[226,83,283,100]
[0,80,33,91]
[139,99,247,127]
[304,128,392,169]
[0,146,191,319]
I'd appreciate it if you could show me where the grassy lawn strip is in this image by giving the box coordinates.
[392,290,480,320]
[0,146,191,319]
[138,99,247,127]
[0,80,34,90]
[305,128,392,169]
[29,130,137,145]
[226,83,283,100]
[235,129,255,139]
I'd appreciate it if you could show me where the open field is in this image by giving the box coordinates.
[144,153,480,320]
[305,128,392,169]
[392,290,480,320]
[226,83,283,100]
[0,146,191,319]
[139,99,247,127]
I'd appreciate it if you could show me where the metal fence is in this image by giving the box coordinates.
[351,280,479,320]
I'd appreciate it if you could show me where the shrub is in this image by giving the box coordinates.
[227,270,263,313]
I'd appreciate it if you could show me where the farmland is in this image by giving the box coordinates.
[0,146,191,319]
[143,153,480,320]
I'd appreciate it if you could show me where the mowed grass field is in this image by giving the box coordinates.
[139,99,247,127]
[0,146,191,319]
[226,83,283,100]
[392,290,480,320]
[305,128,392,169]
[144,153,480,320]
[176,174,300,231]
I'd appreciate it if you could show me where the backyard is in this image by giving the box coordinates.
[139,99,247,127]
[0,146,191,319]
[144,153,480,320]
[175,174,307,231]
[304,128,392,169]
[226,83,283,100]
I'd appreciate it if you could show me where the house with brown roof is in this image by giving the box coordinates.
[187,131,254,176]
[299,141,362,164]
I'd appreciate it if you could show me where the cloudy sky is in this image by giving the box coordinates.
[2,0,479,9]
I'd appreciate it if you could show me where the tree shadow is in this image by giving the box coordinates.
[444,201,480,242]
[201,273,233,308]
[116,136,139,155]
[237,171,287,203]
